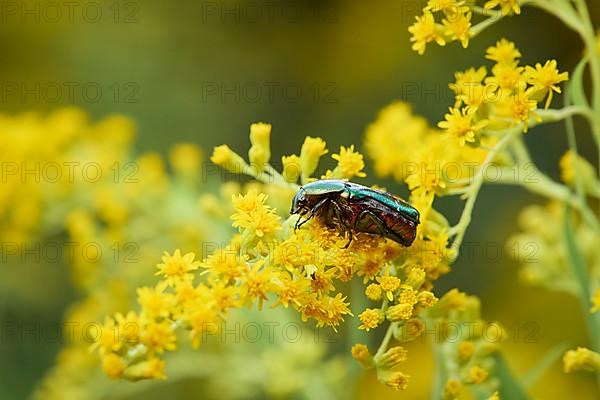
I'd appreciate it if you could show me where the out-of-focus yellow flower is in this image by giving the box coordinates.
[443,11,472,48]
[102,353,126,379]
[458,341,475,362]
[140,320,177,354]
[326,145,367,179]
[443,379,462,399]
[564,347,600,373]
[525,60,569,109]
[484,0,521,15]
[559,150,598,193]
[169,143,203,175]
[124,357,166,380]
[467,365,488,383]
[408,12,446,55]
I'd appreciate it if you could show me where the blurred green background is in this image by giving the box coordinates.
[1,0,599,398]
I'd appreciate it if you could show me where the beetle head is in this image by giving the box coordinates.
[290,188,308,215]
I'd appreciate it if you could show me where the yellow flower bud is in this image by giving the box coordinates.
[300,136,327,179]
[281,154,301,183]
[386,303,414,321]
[351,343,375,369]
[377,370,410,390]
[211,145,248,175]
[393,318,425,342]
[375,346,408,370]
[405,267,426,289]
[249,122,271,152]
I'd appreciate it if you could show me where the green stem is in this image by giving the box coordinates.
[450,129,519,252]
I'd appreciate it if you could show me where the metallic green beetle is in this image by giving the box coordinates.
[290,179,420,247]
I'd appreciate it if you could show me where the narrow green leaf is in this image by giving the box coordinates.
[563,204,600,351]
[569,56,590,109]
[563,204,591,305]
[521,342,571,388]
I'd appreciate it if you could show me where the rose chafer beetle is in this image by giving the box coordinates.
[290,179,420,248]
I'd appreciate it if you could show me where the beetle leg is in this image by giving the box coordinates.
[328,201,353,248]
[295,197,330,231]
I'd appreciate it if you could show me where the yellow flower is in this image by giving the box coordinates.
[486,62,524,90]
[468,365,488,383]
[351,343,375,369]
[300,136,328,180]
[102,353,126,379]
[156,249,201,286]
[495,85,539,132]
[525,60,569,109]
[239,260,274,310]
[358,308,383,331]
[327,145,367,179]
[140,321,177,354]
[377,275,401,301]
[211,144,248,174]
[449,66,487,97]
[486,39,521,64]
[484,0,521,16]
[409,12,446,55]
[489,391,500,400]
[365,283,383,301]
[398,288,418,306]
[443,11,471,48]
[438,107,488,146]
[564,347,600,373]
[137,286,175,319]
[231,191,281,239]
